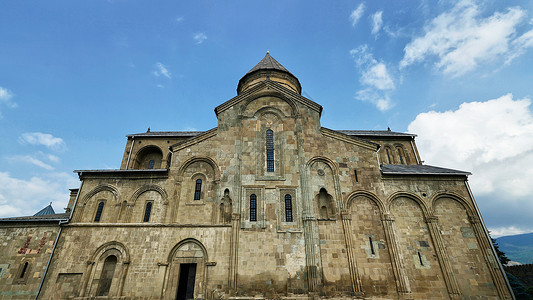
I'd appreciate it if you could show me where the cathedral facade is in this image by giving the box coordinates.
[1,53,512,299]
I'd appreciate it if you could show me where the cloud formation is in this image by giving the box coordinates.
[371,11,383,35]
[8,155,55,170]
[153,62,172,79]
[0,86,17,117]
[408,94,533,235]
[0,171,78,218]
[400,0,533,76]
[193,33,207,44]
[350,3,365,27]
[350,45,395,111]
[19,132,66,151]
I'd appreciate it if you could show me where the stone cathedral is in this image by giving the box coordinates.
[0,53,513,299]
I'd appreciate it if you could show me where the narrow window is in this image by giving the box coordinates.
[386,148,391,164]
[397,148,404,164]
[417,251,424,266]
[369,237,375,255]
[20,262,28,278]
[354,169,359,182]
[266,129,274,172]
[194,179,202,200]
[250,194,257,222]
[285,194,293,222]
[96,255,117,296]
[148,159,155,169]
[94,201,104,222]
[143,202,153,222]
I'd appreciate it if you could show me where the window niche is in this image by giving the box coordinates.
[13,259,32,284]
[316,188,335,220]
[94,200,105,222]
[242,187,264,228]
[132,146,163,169]
[219,189,232,224]
[278,188,299,230]
[255,111,285,180]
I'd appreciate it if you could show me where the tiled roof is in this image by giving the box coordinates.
[126,131,203,138]
[381,164,470,176]
[338,130,416,138]
[0,212,70,222]
[34,204,55,216]
[126,129,415,139]
[245,52,294,76]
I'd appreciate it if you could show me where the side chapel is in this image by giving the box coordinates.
[0,53,513,299]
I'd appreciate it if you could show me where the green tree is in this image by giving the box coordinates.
[491,234,510,265]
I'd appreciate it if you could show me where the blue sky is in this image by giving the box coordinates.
[1,0,533,237]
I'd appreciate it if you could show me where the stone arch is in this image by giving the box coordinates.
[129,185,168,223]
[80,241,130,298]
[430,192,475,217]
[81,184,120,205]
[253,106,287,120]
[307,156,343,211]
[132,145,164,169]
[239,91,300,117]
[177,156,220,181]
[345,190,385,213]
[130,184,168,204]
[163,239,209,300]
[388,192,429,218]
[76,184,119,222]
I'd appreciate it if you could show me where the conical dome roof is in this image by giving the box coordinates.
[237,52,301,95]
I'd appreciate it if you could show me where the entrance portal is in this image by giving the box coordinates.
[176,263,197,300]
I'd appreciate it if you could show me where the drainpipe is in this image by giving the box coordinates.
[126,136,135,169]
[464,180,515,300]
[35,179,84,299]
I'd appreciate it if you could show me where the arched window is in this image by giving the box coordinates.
[285,194,293,222]
[397,148,405,164]
[20,262,29,278]
[143,202,153,222]
[148,159,155,169]
[385,148,392,164]
[250,194,257,222]
[94,201,104,222]
[194,179,202,200]
[96,255,117,296]
[266,129,274,172]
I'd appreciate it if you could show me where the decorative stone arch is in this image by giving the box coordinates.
[387,192,430,218]
[307,156,343,211]
[81,184,120,205]
[79,241,130,298]
[430,192,476,217]
[253,106,287,120]
[130,184,168,204]
[75,184,119,222]
[345,190,386,213]
[162,238,209,300]
[177,156,221,182]
[132,145,164,169]
[239,90,300,117]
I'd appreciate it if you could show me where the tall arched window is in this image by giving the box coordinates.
[143,202,153,222]
[96,255,117,296]
[250,194,257,222]
[266,129,274,172]
[194,179,202,200]
[285,194,293,222]
[20,262,29,278]
[94,201,105,222]
[397,148,405,164]
[385,148,392,164]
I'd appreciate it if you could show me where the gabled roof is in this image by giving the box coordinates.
[381,164,470,176]
[34,203,55,216]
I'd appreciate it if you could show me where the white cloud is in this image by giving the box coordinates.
[408,94,533,232]
[176,16,184,23]
[19,132,66,151]
[153,62,172,79]
[193,33,207,44]
[490,226,530,238]
[371,11,383,35]
[8,155,54,170]
[350,45,395,111]
[0,86,17,117]
[400,0,533,77]
[0,171,79,218]
[350,3,365,27]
